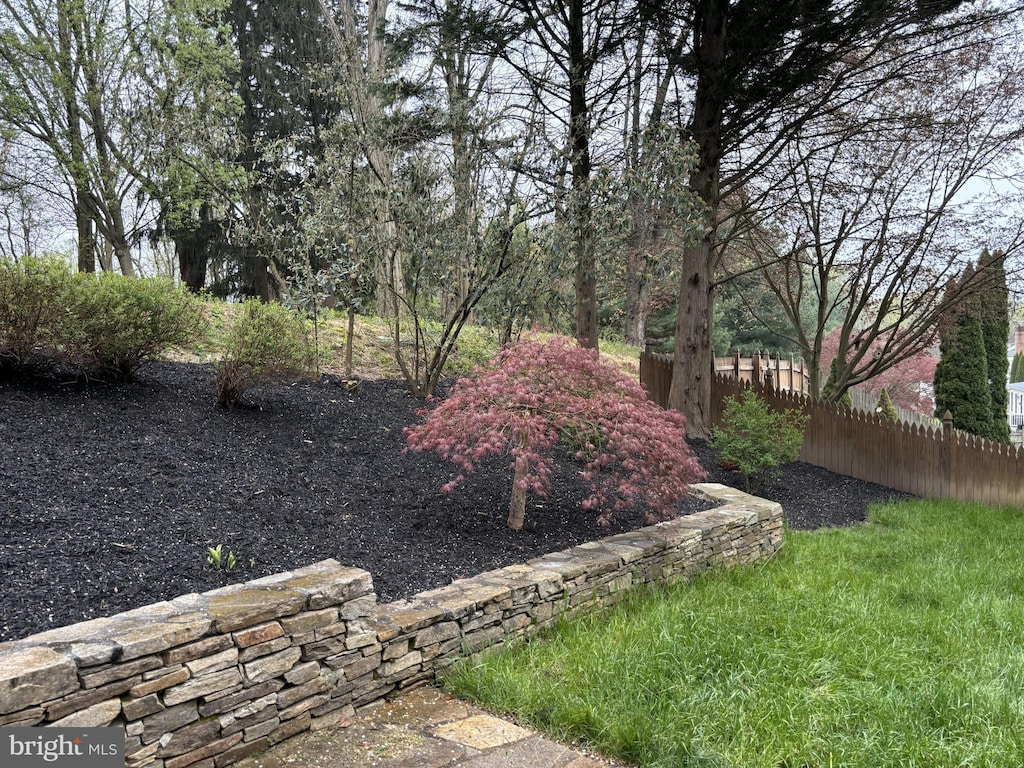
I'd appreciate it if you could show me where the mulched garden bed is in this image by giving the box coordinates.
[0,361,911,642]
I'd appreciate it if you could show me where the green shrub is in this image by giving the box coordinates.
[0,256,72,375]
[62,272,207,380]
[1011,351,1024,384]
[822,357,853,407]
[711,388,808,492]
[215,300,316,409]
[876,387,899,422]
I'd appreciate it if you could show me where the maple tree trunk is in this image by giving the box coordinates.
[507,450,528,531]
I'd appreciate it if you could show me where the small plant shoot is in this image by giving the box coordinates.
[206,544,237,571]
[404,337,705,530]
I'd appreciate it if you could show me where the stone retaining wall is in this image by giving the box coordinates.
[0,483,782,768]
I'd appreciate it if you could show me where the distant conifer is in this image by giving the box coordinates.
[876,387,899,423]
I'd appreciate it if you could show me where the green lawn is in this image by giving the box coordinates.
[445,500,1024,767]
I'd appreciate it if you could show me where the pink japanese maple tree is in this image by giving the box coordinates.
[820,328,937,416]
[404,337,706,530]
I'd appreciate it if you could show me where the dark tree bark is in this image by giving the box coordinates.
[623,266,650,346]
[566,0,599,350]
[74,201,95,273]
[667,0,726,437]
[176,237,209,293]
[661,0,993,436]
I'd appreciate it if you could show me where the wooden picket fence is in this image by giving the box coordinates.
[713,350,811,395]
[640,350,1024,508]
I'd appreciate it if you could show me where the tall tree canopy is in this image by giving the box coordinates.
[2,0,1022,412]
[653,0,1016,436]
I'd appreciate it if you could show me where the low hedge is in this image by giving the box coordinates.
[0,256,207,380]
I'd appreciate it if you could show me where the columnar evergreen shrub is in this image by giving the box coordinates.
[821,357,853,407]
[404,337,706,530]
[933,313,992,437]
[876,387,899,423]
[711,388,808,492]
[977,250,1010,442]
[0,256,71,374]
[1012,352,1024,384]
[63,272,207,380]
[215,300,316,409]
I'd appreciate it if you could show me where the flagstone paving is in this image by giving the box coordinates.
[232,686,630,768]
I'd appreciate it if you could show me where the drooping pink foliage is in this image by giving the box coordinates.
[820,329,937,415]
[403,337,706,527]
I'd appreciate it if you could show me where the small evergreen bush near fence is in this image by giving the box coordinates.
[876,387,899,422]
[712,388,808,492]
[215,299,316,409]
[0,257,206,380]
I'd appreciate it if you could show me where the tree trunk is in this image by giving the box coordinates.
[74,197,95,273]
[345,302,356,379]
[669,235,714,437]
[176,236,209,293]
[507,451,528,531]
[624,253,651,346]
[113,237,135,277]
[574,227,598,349]
[97,240,113,272]
[568,0,597,351]
[253,255,270,302]
[668,0,726,438]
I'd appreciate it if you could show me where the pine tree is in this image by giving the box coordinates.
[822,357,853,408]
[934,312,993,438]
[876,387,899,422]
[977,250,1010,442]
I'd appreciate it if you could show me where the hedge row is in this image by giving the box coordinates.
[0,257,207,380]
[1,258,315,406]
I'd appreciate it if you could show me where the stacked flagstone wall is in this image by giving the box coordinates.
[0,483,782,768]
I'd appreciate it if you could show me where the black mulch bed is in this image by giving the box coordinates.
[0,361,912,642]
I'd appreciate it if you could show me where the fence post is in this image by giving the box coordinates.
[753,350,762,388]
[940,410,953,499]
[733,349,741,378]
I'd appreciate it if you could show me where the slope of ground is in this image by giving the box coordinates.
[0,361,910,642]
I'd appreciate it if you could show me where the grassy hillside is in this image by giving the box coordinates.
[182,299,643,382]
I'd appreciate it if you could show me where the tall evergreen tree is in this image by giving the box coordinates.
[1011,352,1024,383]
[977,249,1010,442]
[654,0,1005,437]
[226,0,344,299]
[934,310,992,438]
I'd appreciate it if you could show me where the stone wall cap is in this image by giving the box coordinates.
[374,601,447,633]
[0,646,79,715]
[204,587,308,633]
[110,613,214,662]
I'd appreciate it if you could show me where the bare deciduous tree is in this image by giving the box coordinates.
[740,25,1024,401]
